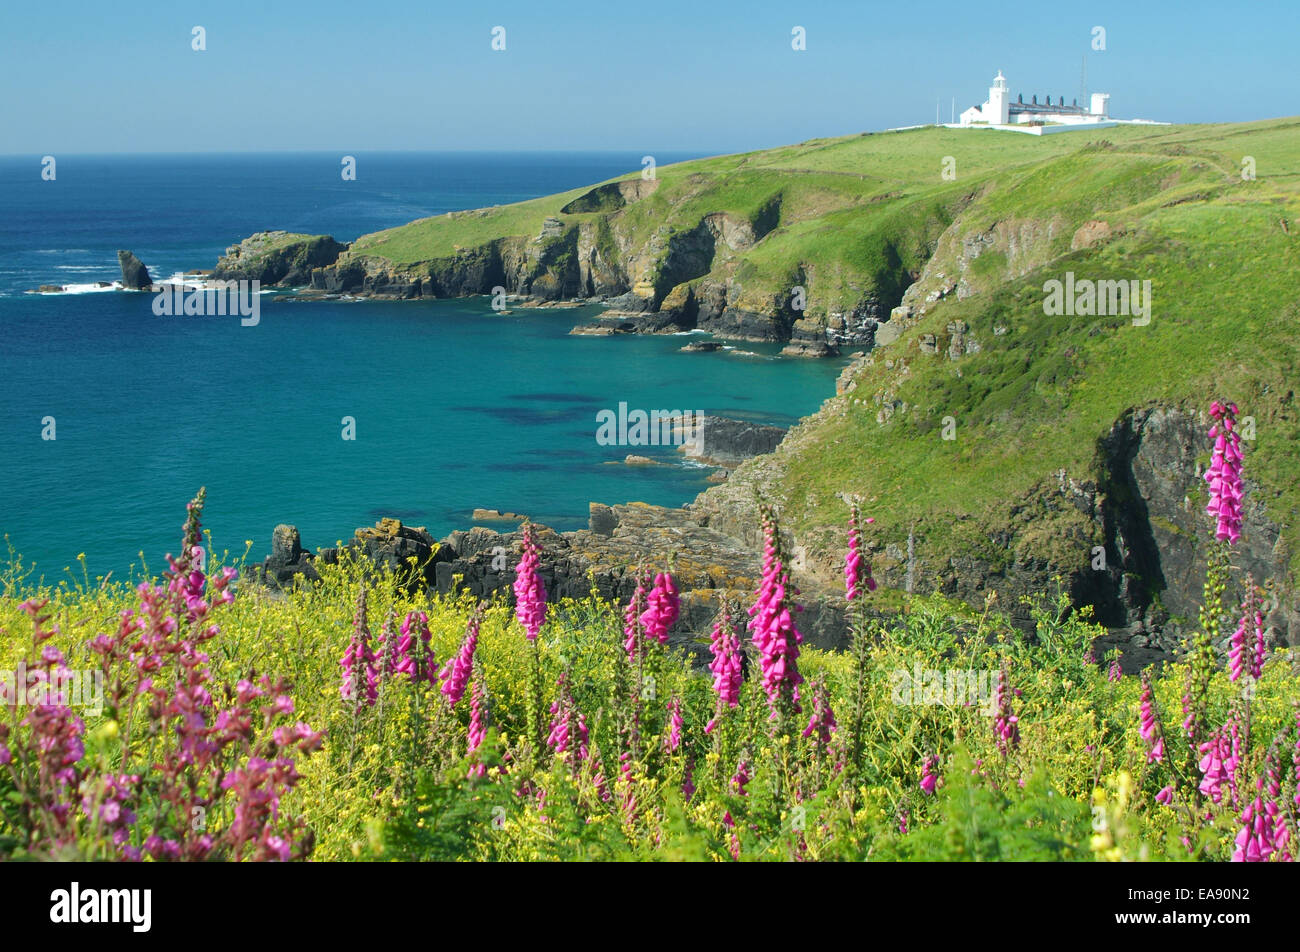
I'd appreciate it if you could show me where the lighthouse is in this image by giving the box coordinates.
[986,70,1010,124]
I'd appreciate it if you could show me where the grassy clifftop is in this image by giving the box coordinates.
[691,118,1300,640]
[287,118,1300,639]
[335,122,1296,338]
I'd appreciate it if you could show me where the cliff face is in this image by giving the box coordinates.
[209,142,961,353]
[212,232,349,286]
[221,121,1300,670]
[691,398,1299,665]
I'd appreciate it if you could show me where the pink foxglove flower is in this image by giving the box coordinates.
[394,610,437,684]
[340,587,378,711]
[374,608,402,682]
[546,674,590,762]
[1228,583,1264,682]
[731,758,751,796]
[801,677,837,749]
[1232,796,1278,862]
[467,678,488,778]
[844,503,877,601]
[993,664,1020,753]
[665,695,683,752]
[747,506,804,719]
[640,571,680,645]
[513,524,547,641]
[1294,712,1300,811]
[1138,674,1165,764]
[1198,719,1242,806]
[705,611,743,732]
[439,608,482,708]
[623,572,649,660]
[1155,785,1175,805]
[920,755,939,795]
[1204,401,1245,544]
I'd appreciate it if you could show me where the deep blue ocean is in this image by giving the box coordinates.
[0,153,844,581]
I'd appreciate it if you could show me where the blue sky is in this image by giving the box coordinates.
[2,0,1296,154]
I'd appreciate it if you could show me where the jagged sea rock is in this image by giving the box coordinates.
[117,250,151,290]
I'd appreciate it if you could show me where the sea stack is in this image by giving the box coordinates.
[117,250,151,290]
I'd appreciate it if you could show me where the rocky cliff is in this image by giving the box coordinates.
[239,120,1300,672]
[211,232,349,286]
[249,506,853,659]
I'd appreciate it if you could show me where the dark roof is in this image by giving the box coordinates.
[1009,102,1089,116]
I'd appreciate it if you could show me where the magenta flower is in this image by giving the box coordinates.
[844,503,877,602]
[513,524,547,642]
[546,673,590,761]
[1107,660,1122,683]
[467,678,488,778]
[801,677,837,749]
[731,758,751,796]
[623,572,649,661]
[1232,796,1278,862]
[394,610,437,684]
[1205,401,1245,544]
[665,695,683,753]
[920,755,939,795]
[1294,712,1300,811]
[1229,584,1264,682]
[1155,785,1175,806]
[340,587,378,711]
[993,664,1020,754]
[705,611,743,732]
[1138,674,1164,764]
[1198,719,1242,805]
[640,571,680,646]
[439,608,481,707]
[374,608,402,683]
[747,506,804,720]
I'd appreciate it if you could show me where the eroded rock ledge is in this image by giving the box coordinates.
[247,504,851,657]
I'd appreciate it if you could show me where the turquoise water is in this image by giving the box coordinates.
[0,154,843,578]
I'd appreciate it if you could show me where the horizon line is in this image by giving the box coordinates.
[2,115,1294,160]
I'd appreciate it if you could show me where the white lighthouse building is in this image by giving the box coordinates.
[959,71,1120,131]
[979,70,1010,124]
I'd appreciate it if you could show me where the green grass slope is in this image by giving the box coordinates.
[698,118,1300,614]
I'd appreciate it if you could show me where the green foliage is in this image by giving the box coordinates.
[3,535,1294,861]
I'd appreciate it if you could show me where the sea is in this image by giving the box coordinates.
[0,152,844,581]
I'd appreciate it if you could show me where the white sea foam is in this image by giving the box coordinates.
[46,282,124,295]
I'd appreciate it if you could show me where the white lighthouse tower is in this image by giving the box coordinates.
[985,71,1010,124]
[1090,92,1110,119]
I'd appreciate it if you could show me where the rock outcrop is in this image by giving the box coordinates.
[212,232,348,286]
[117,250,151,290]
[250,504,851,657]
[693,397,1300,667]
[679,416,787,468]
